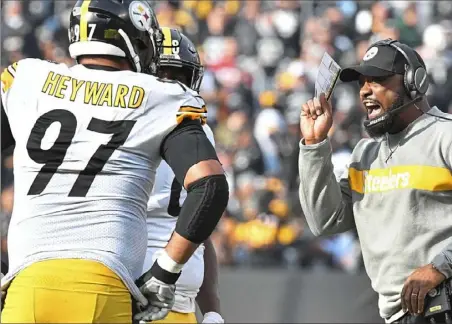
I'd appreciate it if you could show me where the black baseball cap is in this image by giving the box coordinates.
[340,43,407,82]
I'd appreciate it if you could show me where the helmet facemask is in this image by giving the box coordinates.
[157,57,203,92]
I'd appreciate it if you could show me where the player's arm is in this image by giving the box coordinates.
[135,120,228,322]
[152,118,227,270]
[134,84,228,322]
[196,237,224,323]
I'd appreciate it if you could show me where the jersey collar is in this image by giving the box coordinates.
[81,64,121,72]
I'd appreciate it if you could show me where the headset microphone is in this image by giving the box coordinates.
[344,39,452,136]
[364,96,422,128]
[364,96,452,138]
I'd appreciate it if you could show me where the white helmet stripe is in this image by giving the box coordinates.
[69,42,126,59]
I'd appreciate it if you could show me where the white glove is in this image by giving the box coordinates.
[202,312,224,323]
[134,276,176,322]
[134,251,183,322]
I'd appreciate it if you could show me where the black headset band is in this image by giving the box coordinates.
[385,39,423,75]
[372,38,428,98]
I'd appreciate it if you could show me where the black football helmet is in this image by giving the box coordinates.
[156,27,204,92]
[68,0,163,73]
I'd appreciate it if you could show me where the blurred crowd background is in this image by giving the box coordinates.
[2,0,452,272]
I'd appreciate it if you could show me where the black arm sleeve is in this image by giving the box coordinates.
[161,119,218,186]
[1,103,15,153]
[161,119,229,244]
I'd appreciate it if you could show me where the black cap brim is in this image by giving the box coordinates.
[339,65,395,82]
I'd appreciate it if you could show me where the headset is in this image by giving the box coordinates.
[378,38,429,99]
[363,39,452,136]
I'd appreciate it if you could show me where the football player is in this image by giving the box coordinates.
[0,1,228,323]
[142,27,224,324]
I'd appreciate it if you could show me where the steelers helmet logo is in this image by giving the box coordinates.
[363,47,379,61]
[129,1,153,32]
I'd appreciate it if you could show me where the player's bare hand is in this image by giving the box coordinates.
[300,93,333,145]
[401,264,446,315]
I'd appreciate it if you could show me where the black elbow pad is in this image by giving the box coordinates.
[175,174,229,244]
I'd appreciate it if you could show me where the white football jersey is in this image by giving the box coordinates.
[0,58,207,306]
[143,123,215,313]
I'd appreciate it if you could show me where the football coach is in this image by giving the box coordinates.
[298,38,452,324]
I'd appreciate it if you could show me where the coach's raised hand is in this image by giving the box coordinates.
[300,93,333,145]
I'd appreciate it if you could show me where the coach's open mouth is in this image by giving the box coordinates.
[363,100,383,119]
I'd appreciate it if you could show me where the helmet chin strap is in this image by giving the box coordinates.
[148,27,163,74]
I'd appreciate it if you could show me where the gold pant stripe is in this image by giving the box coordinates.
[1,259,131,323]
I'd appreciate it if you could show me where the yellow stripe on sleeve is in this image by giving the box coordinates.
[1,67,15,93]
[176,105,208,125]
[176,112,207,125]
[178,105,207,113]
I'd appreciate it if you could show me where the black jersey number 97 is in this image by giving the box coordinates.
[27,109,136,197]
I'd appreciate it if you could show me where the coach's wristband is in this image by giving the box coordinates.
[150,251,183,284]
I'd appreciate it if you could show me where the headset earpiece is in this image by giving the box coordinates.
[414,66,428,95]
[404,60,428,99]
[404,65,416,100]
[403,64,413,99]
[386,40,429,100]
